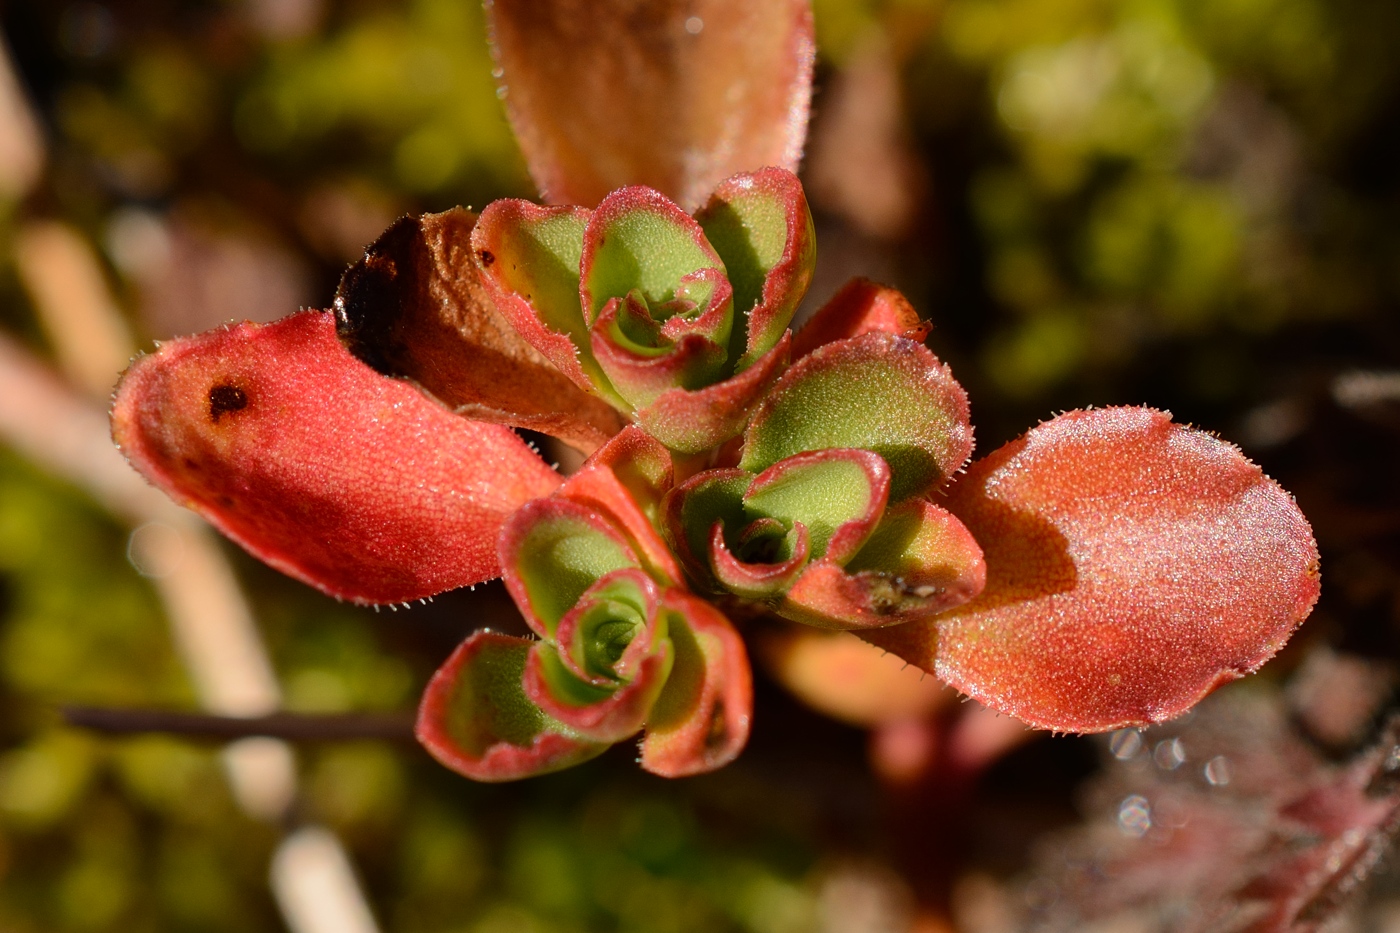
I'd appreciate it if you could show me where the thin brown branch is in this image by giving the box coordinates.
[63,706,416,743]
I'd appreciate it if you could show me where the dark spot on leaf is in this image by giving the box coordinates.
[208,384,248,423]
[217,495,235,508]
[477,249,495,267]
[183,458,200,471]
[704,701,728,750]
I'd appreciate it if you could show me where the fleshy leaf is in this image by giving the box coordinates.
[487,0,815,212]
[472,200,628,409]
[334,208,622,453]
[864,407,1321,733]
[662,468,754,591]
[416,631,606,782]
[521,569,675,743]
[742,448,890,562]
[111,311,561,605]
[590,294,729,410]
[782,499,986,630]
[791,277,925,359]
[556,433,682,586]
[710,518,810,598]
[638,330,792,454]
[696,167,816,367]
[499,497,640,638]
[640,590,753,777]
[584,424,674,525]
[741,332,972,501]
[581,187,728,323]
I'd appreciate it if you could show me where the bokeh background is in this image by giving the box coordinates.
[1,0,1399,931]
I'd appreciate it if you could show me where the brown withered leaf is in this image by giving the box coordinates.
[334,208,623,454]
[487,0,814,211]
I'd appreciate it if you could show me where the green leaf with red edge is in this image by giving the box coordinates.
[742,332,973,502]
[782,499,986,630]
[472,200,629,409]
[487,0,814,212]
[110,311,561,605]
[640,590,753,777]
[521,569,676,743]
[696,168,816,368]
[581,187,728,323]
[863,407,1321,733]
[498,498,640,639]
[416,631,606,782]
[333,208,622,454]
[583,424,674,526]
[791,277,926,360]
[638,330,792,454]
[662,468,754,593]
[556,431,682,586]
[742,448,890,563]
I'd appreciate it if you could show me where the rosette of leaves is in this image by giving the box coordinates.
[472,167,815,453]
[664,330,987,629]
[416,428,751,780]
[107,0,1323,784]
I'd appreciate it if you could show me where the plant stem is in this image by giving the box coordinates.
[62,706,416,743]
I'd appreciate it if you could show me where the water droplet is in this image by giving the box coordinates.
[1117,795,1151,837]
[1109,729,1142,760]
[684,16,704,34]
[1203,755,1230,786]
[496,86,508,99]
[491,67,504,79]
[1153,737,1186,770]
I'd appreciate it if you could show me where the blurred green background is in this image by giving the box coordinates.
[0,0,1398,930]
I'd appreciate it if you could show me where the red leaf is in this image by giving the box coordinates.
[111,311,561,605]
[791,277,924,359]
[487,0,815,211]
[864,407,1321,732]
[640,590,753,776]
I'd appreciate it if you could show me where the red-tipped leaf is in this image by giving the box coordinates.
[791,277,925,359]
[864,407,1321,733]
[640,590,753,777]
[111,311,561,605]
[742,332,972,501]
[417,631,606,782]
[696,167,816,367]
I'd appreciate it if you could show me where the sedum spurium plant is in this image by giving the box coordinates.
[110,0,1319,781]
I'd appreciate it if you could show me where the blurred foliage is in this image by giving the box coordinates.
[1,0,1399,929]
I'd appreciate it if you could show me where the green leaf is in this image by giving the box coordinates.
[742,332,974,502]
[742,449,888,561]
[697,168,816,367]
[500,499,640,638]
[581,186,726,324]
[416,632,606,782]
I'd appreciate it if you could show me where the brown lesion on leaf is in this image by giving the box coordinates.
[208,384,248,423]
[334,208,623,453]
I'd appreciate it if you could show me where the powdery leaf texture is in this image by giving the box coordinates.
[864,407,1321,733]
[487,0,815,212]
[111,311,561,605]
[335,208,622,454]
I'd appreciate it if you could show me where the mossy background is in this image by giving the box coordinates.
[0,0,1397,929]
